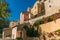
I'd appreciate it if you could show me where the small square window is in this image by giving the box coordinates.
[35,6,36,9]
[49,5,51,8]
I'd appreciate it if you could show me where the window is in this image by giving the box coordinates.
[11,23,14,26]
[49,5,51,8]
[49,0,50,2]
[35,6,36,9]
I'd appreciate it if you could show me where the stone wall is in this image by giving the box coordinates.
[45,0,60,17]
[40,18,60,33]
[27,37,39,40]
[3,28,12,39]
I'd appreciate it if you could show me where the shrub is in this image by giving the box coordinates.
[55,29,60,33]
[33,20,40,26]
[0,34,2,38]
[16,37,23,40]
[26,27,40,37]
[33,15,37,18]
[39,19,44,24]
[48,15,54,22]
[33,18,44,26]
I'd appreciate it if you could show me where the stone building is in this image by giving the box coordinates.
[20,0,45,24]
[3,0,60,40]
[26,0,60,25]
[20,12,31,24]
[3,28,12,39]
[30,0,45,16]
[44,0,60,16]
[9,20,19,28]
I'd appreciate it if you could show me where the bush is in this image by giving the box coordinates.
[33,18,44,26]
[26,27,40,37]
[33,15,37,18]
[55,29,60,33]
[33,20,40,26]
[23,26,40,37]
[48,15,54,22]
[0,34,2,38]
[39,19,44,24]
[16,37,23,40]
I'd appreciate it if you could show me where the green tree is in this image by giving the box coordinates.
[0,0,11,19]
[0,20,9,34]
[23,24,40,37]
[0,0,10,35]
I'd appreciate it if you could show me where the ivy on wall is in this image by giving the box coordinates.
[34,13,60,26]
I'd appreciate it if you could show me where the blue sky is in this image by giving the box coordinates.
[6,0,36,21]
